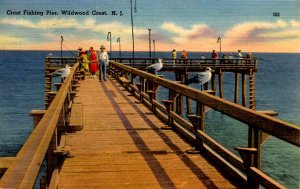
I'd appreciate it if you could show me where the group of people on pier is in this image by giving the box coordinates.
[77,45,109,81]
[171,49,253,61]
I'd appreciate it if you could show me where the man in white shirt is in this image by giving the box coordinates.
[98,45,109,81]
[238,49,243,59]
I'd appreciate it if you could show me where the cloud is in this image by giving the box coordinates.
[0,17,146,36]
[290,20,300,28]
[82,19,145,36]
[258,29,300,39]
[224,20,289,42]
[0,18,37,28]
[221,20,300,52]
[0,17,299,52]
[0,34,24,43]
[38,18,78,29]
[0,18,78,29]
[160,22,216,44]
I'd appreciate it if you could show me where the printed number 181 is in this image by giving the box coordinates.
[273,12,280,17]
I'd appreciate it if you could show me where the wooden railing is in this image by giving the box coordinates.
[47,57,77,64]
[109,60,299,189]
[0,63,80,189]
[110,58,258,72]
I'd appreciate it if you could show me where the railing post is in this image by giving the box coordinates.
[146,80,158,113]
[235,147,258,189]
[46,129,58,185]
[186,102,205,153]
[130,73,137,94]
[161,90,176,130]
[30,110,46,128]
[46,91,57,109]
[138,77,145,102]
[161,100,174,129]
[248,126,261,169]
[176,94,183,115]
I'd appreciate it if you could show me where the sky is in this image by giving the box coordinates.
[0,0,299,52]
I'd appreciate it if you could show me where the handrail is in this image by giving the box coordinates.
[109,60,299,189]
[110,58,257,72]
[110,61,299,146]
[111,57,257,65]
[0,63,79,188]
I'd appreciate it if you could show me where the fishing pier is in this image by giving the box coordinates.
[0,57,299,188]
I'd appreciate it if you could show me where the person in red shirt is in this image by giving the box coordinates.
[181,50,188,63]
[211,49,218,59]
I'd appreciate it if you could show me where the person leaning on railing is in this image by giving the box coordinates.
[181,50,188,64]
[211,49,218,64]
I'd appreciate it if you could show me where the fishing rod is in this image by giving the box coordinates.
[254,58,271,62]
[231,54,271,62]
[52,33,77,58]
[62,43,77,58]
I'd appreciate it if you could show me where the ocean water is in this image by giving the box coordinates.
[0,51,299,188]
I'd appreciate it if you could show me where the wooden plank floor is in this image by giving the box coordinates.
[58,76,240,189]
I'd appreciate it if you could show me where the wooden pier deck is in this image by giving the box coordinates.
[1,59,298,189]
[58,77,238,188]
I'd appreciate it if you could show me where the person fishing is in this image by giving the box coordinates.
[78,48,90,76]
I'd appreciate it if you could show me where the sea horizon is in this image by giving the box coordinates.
[0,50,299,54]
[0,51,299,188]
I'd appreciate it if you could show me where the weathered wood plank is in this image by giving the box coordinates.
[58,77,239,188]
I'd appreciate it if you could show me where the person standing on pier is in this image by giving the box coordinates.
[238,49,243,59]
[211,50,218,59]
[98,45,109,81]
[221,53,227,63]
[211,50,218,63]
[171,49,177,64]
[78,47,84,57]
[78,49,90,74]
[88,47,98,78]
[181,50,188,63]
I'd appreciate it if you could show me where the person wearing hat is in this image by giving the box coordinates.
[98,45,109,81]
[77,47,83,57]
[88,47,99,78]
